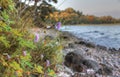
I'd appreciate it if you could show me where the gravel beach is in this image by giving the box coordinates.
[31,28,120,77]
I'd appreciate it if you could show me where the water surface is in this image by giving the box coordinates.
[60,25,120,50]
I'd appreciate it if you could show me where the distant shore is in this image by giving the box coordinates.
[63,23,120,26]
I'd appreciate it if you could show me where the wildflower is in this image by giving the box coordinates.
[34,33,40,42]
[7,54,11,60]
[22,51,27,56]
[46,60,50,67]
[55,22,61,30]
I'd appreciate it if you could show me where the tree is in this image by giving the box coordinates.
[46,7,120,25]
[13,0,58,27]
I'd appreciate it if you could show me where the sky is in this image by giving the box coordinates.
[51,0,120,18]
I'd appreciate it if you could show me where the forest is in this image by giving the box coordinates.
[46,8,120,25]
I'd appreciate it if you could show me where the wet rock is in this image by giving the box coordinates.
[74,41,86,45]
[97,67,112,75]
[74,41,95,48]
[109,48,117,52]
[85,42,96,48]
[97,64,113,75]
[71,63,84,72]
[81,59,100,71]
[64,52,100,73]
[64,52,84,66]
[68,43,75,48]
[97,45,107,50]
[84,48,89,52]
[64,52,84,72]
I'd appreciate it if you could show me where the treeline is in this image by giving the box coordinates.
[45,8,120,25]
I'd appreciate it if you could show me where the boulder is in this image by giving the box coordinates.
[64,52,100,72]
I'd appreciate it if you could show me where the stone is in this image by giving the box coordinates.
[84,48,89,52]
[64,52,84,66]
[64,52,84,72]
[96,64,113,75]
[81,59,100,71]
[68,43,75,48]
[74,41,95,48]
[64,52,100,73]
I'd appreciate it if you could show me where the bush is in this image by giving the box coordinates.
[0,0,63,77]
[31,37,63,66]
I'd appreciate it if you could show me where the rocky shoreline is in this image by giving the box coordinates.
[31,28,120,77]
[61,31,120,53]
[60,31,120,77]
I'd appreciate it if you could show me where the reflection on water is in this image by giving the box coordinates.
[60,25,120,50]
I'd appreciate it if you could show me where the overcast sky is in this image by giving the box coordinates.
[51,0,120,18]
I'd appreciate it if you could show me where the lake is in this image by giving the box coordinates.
[60,24,120,50]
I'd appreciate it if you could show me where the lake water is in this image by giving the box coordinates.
[60,24,120,50]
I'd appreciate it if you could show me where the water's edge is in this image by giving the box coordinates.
[61,31,120,53]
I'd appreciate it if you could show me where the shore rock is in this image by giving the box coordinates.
[64,51,114,76]
[97,63,113,75]
[64,52,100,72]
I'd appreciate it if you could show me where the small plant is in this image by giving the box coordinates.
[0,0,63,77]
[32,37,63,64]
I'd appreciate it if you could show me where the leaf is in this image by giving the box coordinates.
[0,21,7,27]
[1,11,9,20]
[34,65,43,74]
[18,37,36,49]
[0,56,8,66]
[47,68,56,77]
[9,61,22,71]
[20,53,31,61]
[0,36,10,48]
[11,29,22,37]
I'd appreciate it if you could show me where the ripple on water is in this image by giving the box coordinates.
[60,25,120,50]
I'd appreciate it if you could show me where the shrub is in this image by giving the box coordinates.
[31,37,63,66]
[0,0,63,77]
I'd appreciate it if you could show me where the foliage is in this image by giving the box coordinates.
[31,37,63,66]
[46,7,120,25]
[0,0,62,77]
[14,0,58,27]
[0,51,58,77]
